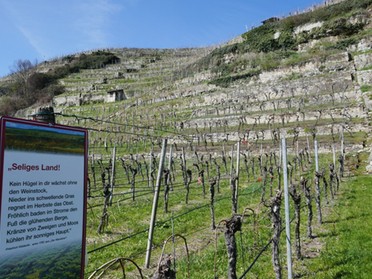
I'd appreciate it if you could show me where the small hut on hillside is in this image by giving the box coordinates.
[106,89,126,103]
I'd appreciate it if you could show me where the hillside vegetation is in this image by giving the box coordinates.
[1,0,372,278]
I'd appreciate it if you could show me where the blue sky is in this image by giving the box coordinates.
[0,0,323,77]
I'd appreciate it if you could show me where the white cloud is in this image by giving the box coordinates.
[74,0,123,48]
[16,25,50,58]
[1,0,126,61]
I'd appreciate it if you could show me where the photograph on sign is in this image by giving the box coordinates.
[0,117,87,279]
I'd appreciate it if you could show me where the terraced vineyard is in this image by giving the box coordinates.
[53,42,371,159]
[3,0,372,277]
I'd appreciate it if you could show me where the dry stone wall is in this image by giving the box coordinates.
[50,35,371,164]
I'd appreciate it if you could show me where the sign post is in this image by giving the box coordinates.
[0,116,87,279]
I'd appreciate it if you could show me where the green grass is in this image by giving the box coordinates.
[173,167,372,278]
[83,148,372,278]
[361,84,372,93]
[302,175,372,278]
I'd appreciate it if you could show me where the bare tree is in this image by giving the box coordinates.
[11,59,36,97]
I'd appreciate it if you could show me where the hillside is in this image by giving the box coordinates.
[2,0,369,159]
[1,0,372,278]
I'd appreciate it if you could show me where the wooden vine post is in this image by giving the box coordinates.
[281,137,293,279]
[235,142,240,213]
[314,140,322,224]
[109,145,116,206]
[145,139,168,268]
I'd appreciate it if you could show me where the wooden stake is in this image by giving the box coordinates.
[145,139,168,268]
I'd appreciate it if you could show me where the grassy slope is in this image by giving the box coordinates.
[1,1,366,277]
[84,150,372,278]
[302,175,372,278]
[172,174,372,279]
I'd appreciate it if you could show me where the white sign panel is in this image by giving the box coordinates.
[0,116,87,279]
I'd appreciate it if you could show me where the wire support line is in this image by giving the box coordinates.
[55,112,193,142]
[239,214,297,278]
[88,228,149,254]
[87,184,266,254]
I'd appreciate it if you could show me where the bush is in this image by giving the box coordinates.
[326,37,358,50]
[241,0,371,53]
[27,72,52,91]
[293,0,372,24]
[0,86,8,96]
[242,23,281,52]
[361,85,372,93]
[74,51,120,70]
[51,51,120,79]
[277,30,297,50]
[322,17,365,37]
[0,96,27,116]
[209,69,261,87]
[53,64,79,79]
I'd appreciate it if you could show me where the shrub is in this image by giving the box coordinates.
[0,96,27,116]
[361,85,372,93]
[242,23,280,52]
[241,0,371,53]
[27,72,52,91]
[74,51,120,70]
[326,37,358,50]
[209,69,261,87]
[0,86,8,96]
[322,17,365,37]
[277,30,297,50]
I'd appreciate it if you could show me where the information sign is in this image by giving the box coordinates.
[0,116,87,279]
